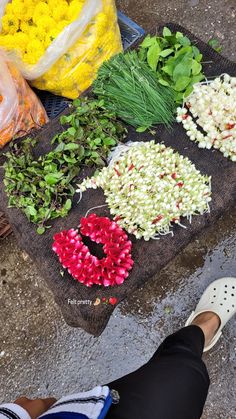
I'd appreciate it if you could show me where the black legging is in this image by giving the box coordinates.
[106,326,210,419]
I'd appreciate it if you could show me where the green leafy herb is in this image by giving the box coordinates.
[93,51,176,130]
[4,98,126,233]
[208,38,223,53]
[138,27,205,103]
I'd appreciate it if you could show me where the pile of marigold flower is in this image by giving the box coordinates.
[0,0,122,98]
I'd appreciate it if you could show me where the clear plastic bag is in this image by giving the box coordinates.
[0,0,123,98]
[0,51,48,148]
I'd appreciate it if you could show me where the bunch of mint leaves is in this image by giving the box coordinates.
[4,97,126,234]
[138,27,205,104]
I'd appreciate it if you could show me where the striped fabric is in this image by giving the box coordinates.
[0,386,113,419]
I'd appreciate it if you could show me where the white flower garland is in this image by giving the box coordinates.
[176,74,236,161]
[77,141,211,241]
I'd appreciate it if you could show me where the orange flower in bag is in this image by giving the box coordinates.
[0,51,48,148]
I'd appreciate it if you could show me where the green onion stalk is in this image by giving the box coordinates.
[93,51,176,131]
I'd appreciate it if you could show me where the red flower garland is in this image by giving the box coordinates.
[52,214,134,287]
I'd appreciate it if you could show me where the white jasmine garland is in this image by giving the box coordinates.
[77,141,211,241]
[176,74,236,161]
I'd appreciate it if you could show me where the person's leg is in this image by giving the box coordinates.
[107,313,220,419]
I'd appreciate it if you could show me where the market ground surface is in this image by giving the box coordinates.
[0,1,236,418]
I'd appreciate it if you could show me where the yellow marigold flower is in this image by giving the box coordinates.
[30,27,47,43]
[8,0,122,97]
[26,38,44,63]
[95,12,108,36]
[102,1,115,20]
[46,66,59,79]
[42,80,56,90]
[23,53,35,65]
[11,0,24,7]
[77,78,92,93]
[1,14,19,35]
[14,32,29,49]
[20,21,32,34]
[53,2,69,22]
[24,7,35,22]
[10,0,27,19]
[61,88,79,99]
[72,62,93,82]
[57,78,74,90]
[0,34,16,50]
[32,78,46,89]
[0,35,5,45]
[56,20,71,32]
[46,0,61,9]
[68,0,84,21]
[85,46,100,62]
[32,2,51,23]
[25,50,43,65]
[36,16,56,31]
[45,28,61,46]
[4,3,14,15]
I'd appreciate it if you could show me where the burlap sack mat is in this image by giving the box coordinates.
[0,24,236,335]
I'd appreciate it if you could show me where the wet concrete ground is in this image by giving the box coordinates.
[117,0,236,62]
[0,208,236,417]
[0,1,236,418]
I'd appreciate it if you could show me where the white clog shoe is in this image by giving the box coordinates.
[185,277,236,352]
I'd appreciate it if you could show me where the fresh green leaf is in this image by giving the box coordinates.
[195,53,203,62]
[63,154,77,164]
[172,57,192,81]
[64,199,72,210]
[158,79,170,86]
[174,43,181,50]
[27,206,37,216]
[60,115,70,125]
[174,91,185,103]
[183,84,194,98]
[192,46,200,57]
[208,38,222,53]
[54,142,65,152]
[91,151,99,158]
[191,74,205,84]
[140,34,156,48]
[147,41,161,71]
[64,143,80,151]
[159,48,174,57]
[163,27,172,37]
[191,60,202,75]
[138,47,147,61]
[73,98,81,108]
[175,76,191,91]
[37,227,46,235]
[136,126,148,132]
[176,31,183,39]
[45,173,63,185]
[179,36,191,46]
[162,64,174,76]
[103,137,116,146]
[174,46,192,59]
[68,127,76,136]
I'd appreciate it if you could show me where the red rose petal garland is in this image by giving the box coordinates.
[52,214,134,287]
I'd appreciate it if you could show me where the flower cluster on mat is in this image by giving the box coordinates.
[176,74,236,161]
[77,142,212,241]
[0,0,84,64]
[0,0,122,98]
[52,214,134,287]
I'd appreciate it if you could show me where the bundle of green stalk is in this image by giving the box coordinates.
[93,51,176,131]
